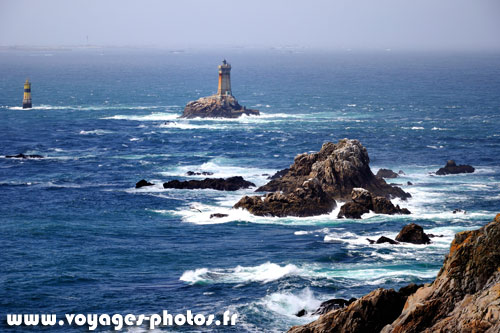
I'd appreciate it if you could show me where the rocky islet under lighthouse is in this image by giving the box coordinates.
[181,60,260,118]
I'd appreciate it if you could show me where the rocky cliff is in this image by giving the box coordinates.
[181,95,259,119]
[289,214,500,333]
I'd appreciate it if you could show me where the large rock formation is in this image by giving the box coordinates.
[234,178,336,217]
[256,139,410,200]
[338,188,411,219]
[163,176,255,191]
[234,139,410,217]
[181,95,259,119]
[288,214,500,333]
[395,223,431,244]
[436,160,475,175]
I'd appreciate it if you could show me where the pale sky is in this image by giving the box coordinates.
[1,0,499,51]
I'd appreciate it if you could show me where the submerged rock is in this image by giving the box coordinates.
[395,223,431,244]
[338,188,411,219]
[295,309,307,317]
[376,168,399,179]
[186,171,214,176]
[163,176,255,191]
[234,178,336,217]
[135,179,154,188]
[5,153,43,159]
[181,95,259,119]
[210,213,228,219]
[436,160,475,175]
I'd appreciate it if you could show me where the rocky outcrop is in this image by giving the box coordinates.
[289,214,500,333]
[181,95,259,119]
[235,139,409,218]
[234,178,336,217]
[436,160,475,175]
[338,188,411,219]
[135,179,154,188]
[395,223,431,244]
[367,236,400,245]
[257,139,410,200]
[383,214,500,332]
[5,153,43,159]
[289,284,421,333]
[163,176,255,191]
[376,169,399,179]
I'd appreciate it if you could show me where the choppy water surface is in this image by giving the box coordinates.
[1,50,499,332]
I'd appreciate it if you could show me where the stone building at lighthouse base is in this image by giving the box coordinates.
[181,60,259,119]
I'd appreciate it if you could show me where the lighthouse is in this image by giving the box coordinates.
[22,79,32,109]
[217,59,232,97]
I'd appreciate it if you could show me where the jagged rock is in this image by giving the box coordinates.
[186,171,214,176]
[234,178,336,217]
[436,160,475,175]
[312,298,357,316]
[383,214,500,332]
[135,179,154,188]
[290,215,500,333]
[376,168,399,179]
[5,153,43,159]
[257,139,410,200]
[295,309,307,317]
[338,188,411,219]
[181,95,259,119]
[395,223,431,244]
[289,284,421,333]
[268,168,290,180]
[376,236,399,245]
[210,213,228,219]
[163,176,255,191]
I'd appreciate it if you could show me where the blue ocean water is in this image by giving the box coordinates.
[0,49,499,332]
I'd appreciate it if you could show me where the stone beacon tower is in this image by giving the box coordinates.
[181,60,259,118]
[217,59,232,97]
[22,79,32,109]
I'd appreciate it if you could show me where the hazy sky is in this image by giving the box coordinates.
[1,0,499,51]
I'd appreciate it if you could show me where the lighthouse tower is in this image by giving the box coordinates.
[217,59,232,97]
[22,79,32,109]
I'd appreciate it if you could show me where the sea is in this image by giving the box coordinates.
[1,49,499,332]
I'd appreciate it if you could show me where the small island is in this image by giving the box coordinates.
[181,60,260,119]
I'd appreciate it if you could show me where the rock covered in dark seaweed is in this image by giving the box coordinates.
[436,160,474,175]
[163,176,255,191]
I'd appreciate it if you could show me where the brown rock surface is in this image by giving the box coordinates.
[257,139,410,200]
[338,188,411,219]
[234,178,336,217]
[288,214,500,333]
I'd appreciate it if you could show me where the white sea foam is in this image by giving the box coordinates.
[79,129,114,135]
[180,262,302,285]
[262,288,322,318]
[411,126,424,130]
[103,113,179,121]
